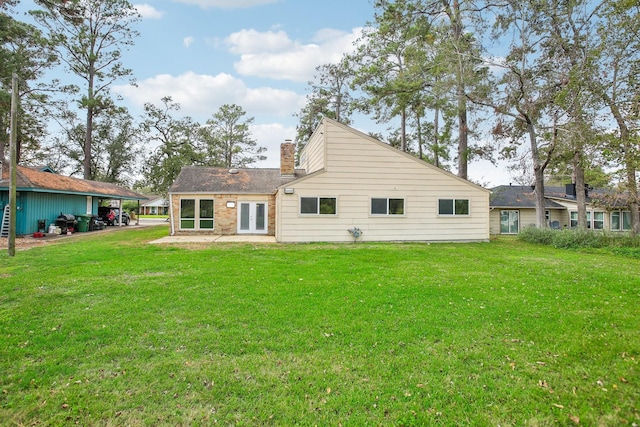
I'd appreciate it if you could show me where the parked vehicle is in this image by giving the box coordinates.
[97,207,130,226]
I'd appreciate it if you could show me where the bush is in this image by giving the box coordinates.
[518,226,640,250]
[551,228,605,249]
[517,225,555,245]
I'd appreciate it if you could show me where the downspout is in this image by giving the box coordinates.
[169,193,175,236]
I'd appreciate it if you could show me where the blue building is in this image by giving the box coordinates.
[1,165,147,236]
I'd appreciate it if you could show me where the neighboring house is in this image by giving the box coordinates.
[490,184,635,234]
[0,165,147,235]
[169,118,490,242]
[140,196,169,215]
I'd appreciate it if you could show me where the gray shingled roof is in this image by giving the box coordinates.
[169,167,306,194]
[490,184,634,209]
[490,185,566,208]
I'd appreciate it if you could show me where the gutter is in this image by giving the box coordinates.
[168,193,175,236]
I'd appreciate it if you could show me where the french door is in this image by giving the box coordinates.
[238,202,267,234]
[500,210,519,234]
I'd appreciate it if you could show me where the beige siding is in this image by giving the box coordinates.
[489,205,601,234]
[299,127,325,174]
[277,120,490,242]
[489,208,540,234]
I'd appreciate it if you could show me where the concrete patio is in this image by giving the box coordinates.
[149,234,277,244]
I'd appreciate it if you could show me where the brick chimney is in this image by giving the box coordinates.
[280,140,295,177]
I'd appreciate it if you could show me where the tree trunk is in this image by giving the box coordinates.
[574,150,587,229]
[528,121,547,228]
[84,105,93,179]
[450,0,468,180]
[433,104,440,168]
[624,151,640,236]
[457,91,468,179]
[401,108,407,152]
[416,113,423,160]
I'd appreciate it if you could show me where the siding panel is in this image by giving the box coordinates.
[278,120,490,242]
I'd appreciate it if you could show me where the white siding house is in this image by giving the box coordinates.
[275,118,490,242]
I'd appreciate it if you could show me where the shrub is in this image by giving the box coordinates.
[551,228,605,249]
[518,226,640,250]
[517,225,555,245]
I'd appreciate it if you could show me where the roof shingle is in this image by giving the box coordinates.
[169,167,305,194]
[0,166,147,200]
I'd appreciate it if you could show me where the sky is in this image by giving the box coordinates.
[14,0,511,187]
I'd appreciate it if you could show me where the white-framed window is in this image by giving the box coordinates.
[438,199,469,216]
[199,199,214,229]
[570,211,604,229]
[593,212,604,230]
[371,198,405,215]
[611,211,631,231]
[180,198,214,230]
[300,197,337,215]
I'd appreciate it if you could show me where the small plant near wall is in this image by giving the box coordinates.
[348,226,363,243]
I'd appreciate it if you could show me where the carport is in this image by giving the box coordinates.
[0,165,147,236]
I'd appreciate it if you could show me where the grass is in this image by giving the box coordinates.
[0,227,638,426]
[137,214,168,219]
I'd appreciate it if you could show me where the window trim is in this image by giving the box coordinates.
[593,211,604,230]
[370,197,406,216]
[569,210,605,229]
[179,198,215,230]
[299,196,338,216]
[438,198,470,216]
[611,210,631,231]
[500,209,520,234]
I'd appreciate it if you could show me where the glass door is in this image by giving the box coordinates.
[238,202,267,234]
[500,210,519,234]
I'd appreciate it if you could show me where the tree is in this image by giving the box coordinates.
[140,97,201,195]
[541,0,605,229]
[200,104,265,168]
[1,1,58,164]
[295,90,334,150]
[31,0,140,179]
[415,0,490,179]
[473,0,571,228]
[92,108,141,185]
[295,58,354,153]
[352,0,432,153]
[592,0,640,234]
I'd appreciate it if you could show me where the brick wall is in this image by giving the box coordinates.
[171,194,276,236]
[280,142,296,176]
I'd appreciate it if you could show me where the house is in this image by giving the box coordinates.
[140,196,169,215]
[490,184,634,234]
[168,118,490,242]
[0,165,147,235]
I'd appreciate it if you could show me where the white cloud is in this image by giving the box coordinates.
[183,36,195,48]
[225,29,294,54]
[226,27,362,82]
[172,0,280,9]
[134,4,164,19]
[114,71,304,120]
[251,123,297,168]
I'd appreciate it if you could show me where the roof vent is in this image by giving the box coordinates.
[228,168,239,174]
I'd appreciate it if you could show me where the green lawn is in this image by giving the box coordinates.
[1,227,638,426]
